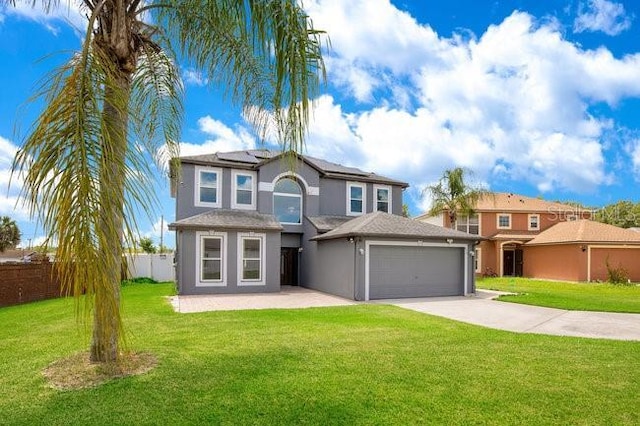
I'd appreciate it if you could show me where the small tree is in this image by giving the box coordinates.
[0,216,21,252]
[139,237,157,254]
[425,168,489,229]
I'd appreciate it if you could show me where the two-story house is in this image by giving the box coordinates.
[169,150,479,300]
[417,193,590,277]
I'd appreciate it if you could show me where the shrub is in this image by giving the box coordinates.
[605,258,630,285]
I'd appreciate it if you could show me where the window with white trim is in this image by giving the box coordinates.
[195,167,222,207]
[528,214,540,231]
[497,214,511,229]
[197,232,227,286]
[273,178,302,224]
[475,248,482,273]
[232,170,256,210]
[456,214,480,235]
[347,182,366,216]
[374,185,391,213]
[238,233,265,285]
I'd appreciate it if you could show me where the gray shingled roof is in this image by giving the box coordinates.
[306,215,354,233]
[311,211,481,241]
[178,149,408,187]
[169,209,283,231]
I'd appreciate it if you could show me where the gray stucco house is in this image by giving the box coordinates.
[169,150,479,300]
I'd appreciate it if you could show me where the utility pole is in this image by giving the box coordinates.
[160,215,164,253]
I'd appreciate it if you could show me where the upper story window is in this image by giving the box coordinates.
[497,213,511,229]
[528,214,540,231]
[274,178,302,224]
[232,170,256,210]
[456,214,479,235]
[347,182,366,216]
[195,166,222,208]
[374,185,391,213]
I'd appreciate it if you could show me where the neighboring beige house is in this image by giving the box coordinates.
[525,220,640,282]
[416,192,590,277]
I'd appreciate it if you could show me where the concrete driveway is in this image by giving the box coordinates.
[387,290,640,341]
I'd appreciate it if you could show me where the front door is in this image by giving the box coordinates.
[503,250,515,276]
[280,248,298,285]
[514,249,523,277]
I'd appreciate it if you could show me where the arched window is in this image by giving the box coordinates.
[273,178,302,224]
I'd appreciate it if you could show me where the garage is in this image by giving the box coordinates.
[309,212,479,301]
[368,244,465,299]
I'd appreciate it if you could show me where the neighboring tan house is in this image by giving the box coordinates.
[524,220,640,282]
[416,192,590,277]
[169,150,478,300]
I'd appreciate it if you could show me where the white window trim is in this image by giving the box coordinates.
[373,184,392,213]
[347,182,366,216]
[237,233,266,286]
[231,170,257,210]
[273,179,303,225]
[456,213,480,235]
[475,248,482,273]
[196,231,227,287]
[496,213,512,230]
[528,214,540,231]
[195,166,222,208]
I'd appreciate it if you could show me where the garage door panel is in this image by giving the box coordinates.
[369,245,464,299]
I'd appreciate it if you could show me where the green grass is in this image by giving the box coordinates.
[478,277,640,313]
[1,283,639,425]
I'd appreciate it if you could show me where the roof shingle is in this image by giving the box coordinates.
[169,209,283,231]
[526,220,640,245]
[311,211,481,241]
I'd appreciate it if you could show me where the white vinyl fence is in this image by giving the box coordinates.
[126,253,175,282]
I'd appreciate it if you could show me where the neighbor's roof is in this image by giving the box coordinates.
[526,220,640,245]
[178,149,408,187]
[169,209,283,231]
[311,211,481,241]
[475,192,582,212]
[306,216,353,233]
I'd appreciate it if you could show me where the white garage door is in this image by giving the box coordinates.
[369,245,464,299]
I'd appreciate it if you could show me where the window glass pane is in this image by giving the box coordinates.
[350,186,363,200]
[274,195,301,223]
[236,175,252,190]
[202,260,221,280]
[243,238,261,259]
[243,260,261,280]
[236,190,252,205]
[469,225,479,235]
[377,201,389,213]
[200,187,217,203]
[376,188,388,202]
[203,238,221,258]
[351,199,363,213]
[469,214,479,225]
[201,171,217,186]
[499,215,510,227]
[275,178,301,194]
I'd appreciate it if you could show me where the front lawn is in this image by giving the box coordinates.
[1,283,638,425]
[478,277,640,313]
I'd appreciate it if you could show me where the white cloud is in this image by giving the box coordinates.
[299,4,640,204]
[574,0,632,36]
[3,0,86,34]
[182,68,208,87]
[630,139,640,178]
[179,116,257,156]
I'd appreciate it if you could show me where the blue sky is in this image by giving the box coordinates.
[1,0,640,249]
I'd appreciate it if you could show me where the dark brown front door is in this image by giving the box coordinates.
[280,248,298,285]
[514,249,523,277]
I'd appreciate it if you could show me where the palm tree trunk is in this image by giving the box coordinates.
[90,69,131,363]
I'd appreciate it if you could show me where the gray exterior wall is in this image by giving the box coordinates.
[307,238,357,299]
[175,229,280,295]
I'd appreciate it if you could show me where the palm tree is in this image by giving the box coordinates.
[426,168,488,229]
[9,0,325,363]
[0,216,21,252]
